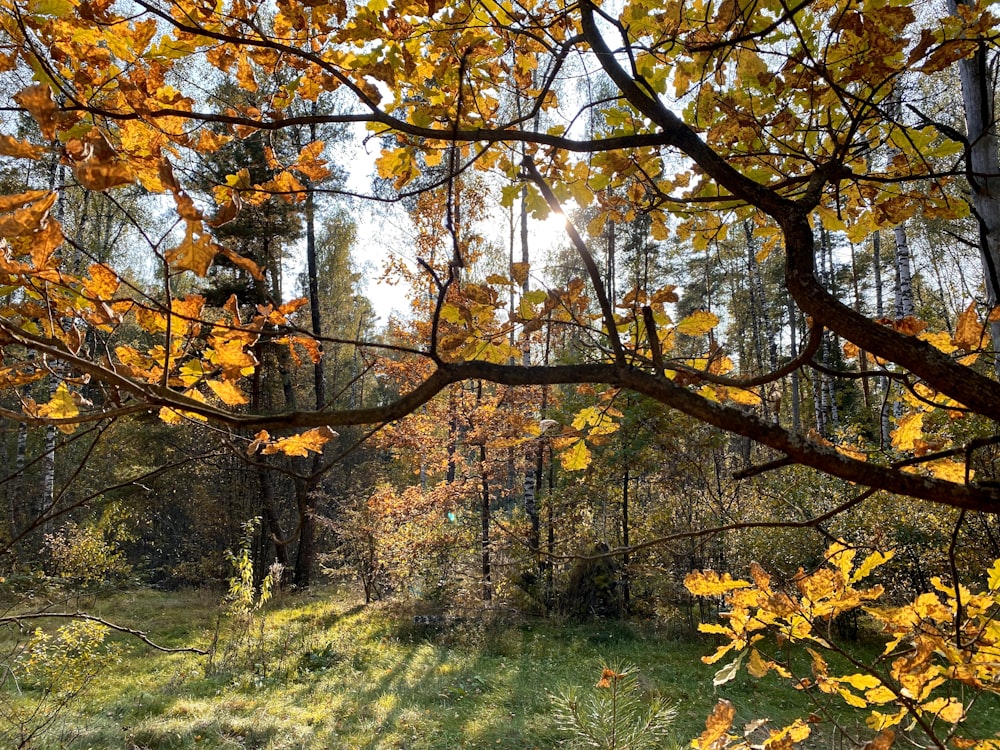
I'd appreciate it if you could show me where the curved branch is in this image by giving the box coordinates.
[780,213,1000,421]
[520,155,625,365]
[0,612,207,655]
[668,324,824,389]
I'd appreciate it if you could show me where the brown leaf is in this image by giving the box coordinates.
[166,226,219,276]
[862,730,895,750]
[0,191,57,236]
[73,161,134,191]
[698,700,735,750]
[14,84,61,140]
[0,134,46,160]
[207,196,241,228]
[511,261,530,286]
[65,130,134,191]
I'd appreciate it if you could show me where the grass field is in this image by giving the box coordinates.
[1,586,997,749]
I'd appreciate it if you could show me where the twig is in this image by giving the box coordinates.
[1,612,207,655]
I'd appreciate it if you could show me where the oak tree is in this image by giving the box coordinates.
[0,0,999,559]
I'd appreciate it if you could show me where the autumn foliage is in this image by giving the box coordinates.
[2,0,1000,745]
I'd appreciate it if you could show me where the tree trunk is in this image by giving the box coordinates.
[787,298,801,432]
[294,478,314,588]
[893,224,915,319]
[480,442,492,603]
[295,145,323,587]
[621,461,630,614]
[947,0,1000,375]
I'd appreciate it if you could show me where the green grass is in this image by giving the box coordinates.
[0,586,997,749]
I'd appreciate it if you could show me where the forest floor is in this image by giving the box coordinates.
[0,585,997,749]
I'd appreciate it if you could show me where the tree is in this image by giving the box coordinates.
[1,0,999,557]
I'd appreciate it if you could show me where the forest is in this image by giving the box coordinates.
[1,0,1000,746]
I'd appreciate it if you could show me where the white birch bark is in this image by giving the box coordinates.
[946,0,1000,374]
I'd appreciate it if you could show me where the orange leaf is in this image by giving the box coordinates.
[261,426,339,457]
[14,84,61,140]
[0,134,46,160]
[697,700,735,750]
[83,263,120,300]
[291,140,332,181]
[862,729,895,750]
[890,412,923,452]
[196,128,232,153]
[0,190,56,236]
[220,246,263,280]
[166,226,220,276]
[65,130,134,191]
[953,301,985,352]
[73,162,134,191]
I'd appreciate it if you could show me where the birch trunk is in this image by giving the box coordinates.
[946,0,1000,375]
[893,224,915,319]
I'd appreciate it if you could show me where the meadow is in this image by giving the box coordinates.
[1,586,997,749]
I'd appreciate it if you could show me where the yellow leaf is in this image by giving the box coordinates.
[890,412,923,452]
[158,389,209,424]
[37,382,79,433]
[721,386,761,406]
[747,648,771,678]
[206,379,248,406]
[919,330,957,354]
[851,550,894,583]
[987,559,1000,591]
[206,338,258,380]
[261,427,339,457]
[865,686,897,704]
[684,570,752,596]
[837,686,868,708]
[559,439,591,471]
[839,673,881,691]
[927,458,971,483]
[826,539,855,582]
[676,309,719,336]
[921,697,964,723]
